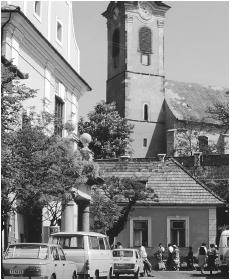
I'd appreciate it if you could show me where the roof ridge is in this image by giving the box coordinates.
[170,158,225,203]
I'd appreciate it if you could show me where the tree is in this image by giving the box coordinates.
[78,101,134,159]
[90,176,158,244]
[1,59,98,245]
[207,101,229,132]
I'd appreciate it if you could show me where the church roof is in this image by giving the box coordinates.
[165,80,229,125]
[96,158,224,206]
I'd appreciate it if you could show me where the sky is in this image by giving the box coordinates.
[72,1,229,118]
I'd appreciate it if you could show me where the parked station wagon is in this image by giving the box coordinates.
[2,243,77,279]
[112,248,144,278]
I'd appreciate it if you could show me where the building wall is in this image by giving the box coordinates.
[6,0,80,72]
[117,206,213,257]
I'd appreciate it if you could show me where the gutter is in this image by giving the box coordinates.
[1,7,92,92]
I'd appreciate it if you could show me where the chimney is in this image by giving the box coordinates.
[194,152,202,167]
[157,153,166,162]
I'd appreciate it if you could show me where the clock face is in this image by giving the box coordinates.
[139,2,153,20]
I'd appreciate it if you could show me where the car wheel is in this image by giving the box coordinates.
[134,269,139,279]
[106,267,112,279]
[93,270,99,279]
[72,271,78,279]
[114,273,119,278]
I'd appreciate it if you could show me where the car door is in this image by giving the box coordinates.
[51,246,62,278]
[57,246,72,279]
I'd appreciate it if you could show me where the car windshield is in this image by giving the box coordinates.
[113,250,133,257]
[51,235,84,249]
[4,244,49,259]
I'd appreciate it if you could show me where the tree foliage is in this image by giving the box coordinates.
[78,101,133,159]
[1,59,98,231]
[207,101,229,132]
[90,176,158,242]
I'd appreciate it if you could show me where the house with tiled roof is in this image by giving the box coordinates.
[165,80,229,156]
[97,157,224,256]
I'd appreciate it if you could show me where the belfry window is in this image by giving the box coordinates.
[139,27,152,66]
[144,104,149,121]
[34,1,41,17]
[112,29,120,68]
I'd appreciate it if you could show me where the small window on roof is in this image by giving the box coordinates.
[34,1,41,17]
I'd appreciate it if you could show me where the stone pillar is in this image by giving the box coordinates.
[82,203,90,232]
[61,200,78,232]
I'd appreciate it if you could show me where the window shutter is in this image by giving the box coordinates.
[139,27,152,54]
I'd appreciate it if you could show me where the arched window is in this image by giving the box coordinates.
[144,104,149,121]
[139,27,152,66]
[112,29,120,68]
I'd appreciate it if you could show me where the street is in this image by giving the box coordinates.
[114,270,229,279]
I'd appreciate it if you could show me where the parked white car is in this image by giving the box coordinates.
[49,231,113,278]
[112,248,144,278]
[218,229,229,274]
[2,243,77,279]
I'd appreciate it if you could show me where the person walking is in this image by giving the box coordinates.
[207,244,217,275]
[187,246,194,270]
[140,243,151,276]
[156,243,166,270]
[198,242,208,274]
[166,243,174,270]
[172,245,180,271]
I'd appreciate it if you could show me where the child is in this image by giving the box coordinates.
[187,246,194,270]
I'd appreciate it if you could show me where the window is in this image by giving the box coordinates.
[104,237,110,250]
[57,247,66,260]
[139,27,152,66]
[55,96,64,137]
[51,247,59,261]
[112,28,120,68]
[89,236,99,249]
[99,238,105,250]
[143,138,147,147]
[56,20,63,43]
[34,1,41,17]
[133,220,148,247]
[170,220,185,247]
[167,216,189,248]
[144,104,149,121]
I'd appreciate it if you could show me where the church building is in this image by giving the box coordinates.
[103,1,228,158]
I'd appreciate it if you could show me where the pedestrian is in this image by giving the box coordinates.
[198,242,208,274]
[116,241,123,249]
[166,243,174,270]
[139,243,151,277]
[172,245,180,271]
[207,244,217,275]
[187,246,194,270]
[156,243,166,270]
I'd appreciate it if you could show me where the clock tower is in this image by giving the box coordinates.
[102,1,170,157]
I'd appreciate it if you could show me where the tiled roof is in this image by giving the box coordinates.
[97,158,223,206]
[165,80,229,125]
